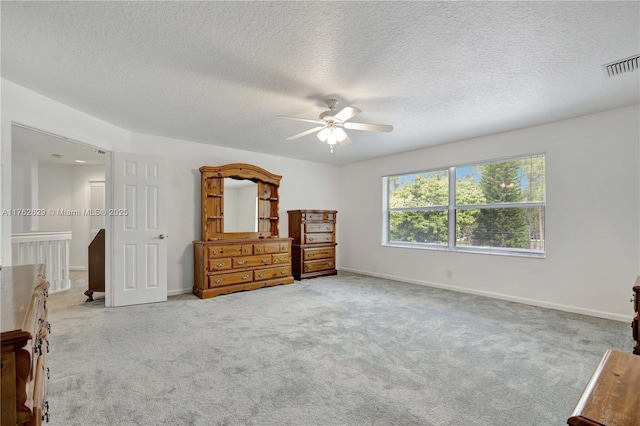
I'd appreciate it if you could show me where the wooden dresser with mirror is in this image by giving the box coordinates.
[193,163,294,299]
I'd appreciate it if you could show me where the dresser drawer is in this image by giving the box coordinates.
[209,271,252,288]
[303,247,335,260]
[305,223,334,233]
[255,266,291,281]
[233,255,271,268]
[304,259,335,273]
[304,212,334,221]
[207,245,243,258]
[304,233,334,244]
[208,258,232,271]
[264,242,285,254]
[272,254,290,264]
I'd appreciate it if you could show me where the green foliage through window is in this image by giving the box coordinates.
[384,155,545,255]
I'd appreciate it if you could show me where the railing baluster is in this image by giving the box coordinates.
[11,232,73,293]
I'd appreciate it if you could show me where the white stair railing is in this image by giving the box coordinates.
[11,231,72,293]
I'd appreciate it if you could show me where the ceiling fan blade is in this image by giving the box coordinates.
[286,126,325,140]
[343,122,393,132]
[339,133,352,146]
[277,116,324,125]
[333,106,361,122]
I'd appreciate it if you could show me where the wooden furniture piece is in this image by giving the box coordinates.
[85,228,105,302]
[633,276,639,355]
[288,210,337,280]
[193,164,294,299]
[567,349,640,426]
[1,265,51,425]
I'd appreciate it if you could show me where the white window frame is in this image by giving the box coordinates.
[382,154,545,258]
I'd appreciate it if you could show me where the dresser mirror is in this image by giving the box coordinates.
[223,178,258,232]
[200,163,282,241]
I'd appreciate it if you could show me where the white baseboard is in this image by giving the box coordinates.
[69,266,87,271]
[168,287,193,296]
[339,267,632,323]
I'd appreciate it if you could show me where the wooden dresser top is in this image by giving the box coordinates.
[568,349,640,426]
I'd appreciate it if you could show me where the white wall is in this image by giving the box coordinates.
[1,79,130,264]
[129,132,341,295]
[11,151,39,232]
[338,105,640,321]
[38,164,73,232]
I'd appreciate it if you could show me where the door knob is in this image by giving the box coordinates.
[159,234,167,239]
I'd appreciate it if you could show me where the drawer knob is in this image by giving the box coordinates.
[213,250,218,255]
[242,275,249,280]
[237,260,245,265]
[307,253,313,257]
[258,273,265,278]
[42,401,50,423]
[278,256,284,261]
[262,258,268,263]
[306,264,312,270]
[217,262,225,267]
[215,278,223,284]
[256,248,261,252]
[328,262,333,267]
[309,237,314,241]
[244,248,250,253]
[281,270,286,274]
[326,226,331,230]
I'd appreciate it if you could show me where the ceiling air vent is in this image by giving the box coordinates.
[602,54,640,76]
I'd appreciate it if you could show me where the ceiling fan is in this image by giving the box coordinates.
[278,99,393,153]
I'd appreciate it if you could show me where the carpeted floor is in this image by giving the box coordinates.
[46,271,632,425]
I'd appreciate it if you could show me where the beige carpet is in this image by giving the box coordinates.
[46,271,632,425]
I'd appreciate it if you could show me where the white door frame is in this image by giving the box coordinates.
[0,118,117,306]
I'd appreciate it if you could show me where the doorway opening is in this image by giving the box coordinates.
[10,123,110,306]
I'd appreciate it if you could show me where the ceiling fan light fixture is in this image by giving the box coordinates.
[281,98,393,153]
[326,132,338,145]
[317,128,329,142]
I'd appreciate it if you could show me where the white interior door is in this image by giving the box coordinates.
[111,152,167,306]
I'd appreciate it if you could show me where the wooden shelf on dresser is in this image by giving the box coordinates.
[288,210,337,280]
[1,265,51,425]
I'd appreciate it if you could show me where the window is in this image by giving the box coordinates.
[383,154,545,257]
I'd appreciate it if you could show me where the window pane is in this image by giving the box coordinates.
[389,210,448,245]
[456,207,545,251]
[456,156,545,205]
[388,170,449,208]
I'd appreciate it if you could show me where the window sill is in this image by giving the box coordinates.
[382,242,545,259]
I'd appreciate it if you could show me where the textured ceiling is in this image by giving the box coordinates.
[2,2,639,165]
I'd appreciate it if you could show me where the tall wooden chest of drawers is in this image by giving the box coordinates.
[288,210,337,280]
[1,265,51,425]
